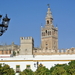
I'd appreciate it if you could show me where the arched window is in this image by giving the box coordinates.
[46,30,47,33]
[47,20,49,24]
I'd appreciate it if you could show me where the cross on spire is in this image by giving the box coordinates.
[47,4,50,8]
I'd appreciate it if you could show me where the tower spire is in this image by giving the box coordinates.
[41,5,58,51]
[46,4,53,19]
[45,4,53,25]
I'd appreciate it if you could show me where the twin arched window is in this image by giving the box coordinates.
[42,31,51,36]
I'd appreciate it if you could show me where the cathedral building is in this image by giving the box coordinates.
[19,6,58,55]
[0,5,75,75]
[19,6,75,55]
[41,7,58,51]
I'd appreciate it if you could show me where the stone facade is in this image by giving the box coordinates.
[41,7,58,51]
[0,42,19,57]
[20,37,34,55]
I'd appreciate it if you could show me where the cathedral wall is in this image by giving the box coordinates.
[41,37,52,50]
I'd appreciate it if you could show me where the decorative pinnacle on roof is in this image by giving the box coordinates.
[46,4,53,19]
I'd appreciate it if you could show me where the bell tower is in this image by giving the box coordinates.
[41,4,58,51]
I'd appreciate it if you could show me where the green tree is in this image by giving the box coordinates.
[13,50,16,56]
[51,66,67,75]
[19,69,33,75]
[68,60,75,68]
[68,69,75,75]
[50,64,68,75]
[17,51,19,54]
[67,60,75,75]
[34,66,50,75]
[0,64,15,75]
[50,61,75,75]
[0,64,3,75]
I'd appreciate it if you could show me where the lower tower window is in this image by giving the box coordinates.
[46,47,48,50]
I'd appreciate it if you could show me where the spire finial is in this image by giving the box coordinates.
[47,4,50,8]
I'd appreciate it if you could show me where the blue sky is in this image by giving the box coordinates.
[0,0,75,49]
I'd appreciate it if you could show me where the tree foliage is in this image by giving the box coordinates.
[50,60,75,75]
[19,69,33,75]
[34,66,50,75]
[50,64,67,75]
[67,60,75,75]
[0,64,15,75]
[51,66,67,75]
[13,50,16,56]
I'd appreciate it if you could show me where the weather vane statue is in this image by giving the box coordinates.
[47,4,50,8]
